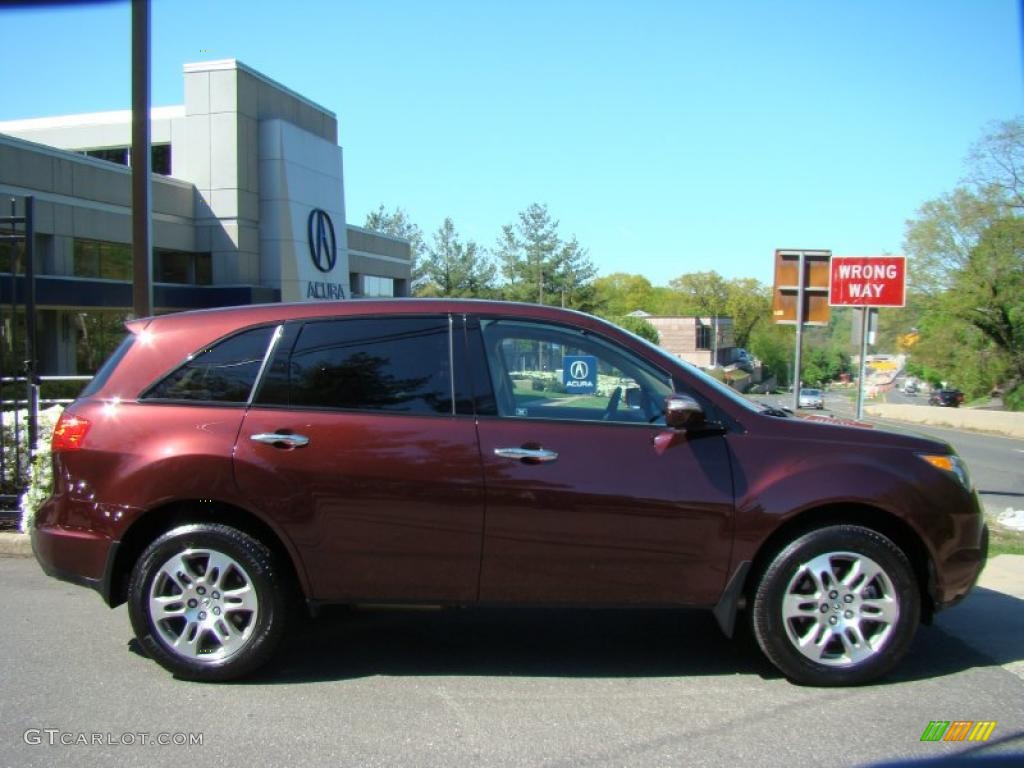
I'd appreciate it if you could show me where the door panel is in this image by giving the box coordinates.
[234,410,484,602]
[477,420,733,604]
[232,314,485,603]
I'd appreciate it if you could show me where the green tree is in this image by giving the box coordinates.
[613,315,660,344]
[593,273,656,316]
[724,278,771,350]
[749,322,792,387]
[667,270,729,316]
[551,235,598,310]
[364,205,427,289]
[904,118,1024,404]
[417,218,496,297]
[496,203,596,309]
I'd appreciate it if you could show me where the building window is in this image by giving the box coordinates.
[155,249,213,285]
[79,144,171,175]
[362,275,395,298]
[73,239,131,281]
[151,144,172,175]
[83,147,129,166]
[696,325,712,350]
[0,241,21,274]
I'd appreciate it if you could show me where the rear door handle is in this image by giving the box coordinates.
[494,447,558,463]
[251,432,310,448]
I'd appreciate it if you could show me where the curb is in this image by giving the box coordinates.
[0,531,32,557]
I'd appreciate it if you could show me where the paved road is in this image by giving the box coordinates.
[747,393,1024,516]
[0,557,1022,768]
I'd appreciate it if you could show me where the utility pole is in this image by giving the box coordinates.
[131,0,153,317]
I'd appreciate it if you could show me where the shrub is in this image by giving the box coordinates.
[19,405,64,533]
[1004,382,1024,412]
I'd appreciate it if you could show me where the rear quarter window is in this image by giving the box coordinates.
[142,325,277,404]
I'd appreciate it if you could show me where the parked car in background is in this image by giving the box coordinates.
[798,387,824,409]
[32,300,986,686]
[902,380,918,395]
[929,388,964,407]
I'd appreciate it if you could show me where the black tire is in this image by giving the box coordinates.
[127,523,289,681]
[752,525,920,686]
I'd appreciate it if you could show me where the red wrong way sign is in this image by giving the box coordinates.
[829,256,906,307]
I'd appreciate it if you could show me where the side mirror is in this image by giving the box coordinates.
[664,394,704,431]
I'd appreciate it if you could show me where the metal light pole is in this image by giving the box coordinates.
[131,0,153,317]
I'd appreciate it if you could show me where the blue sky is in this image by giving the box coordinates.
[1,0,1020,285]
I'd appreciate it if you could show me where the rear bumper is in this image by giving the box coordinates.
[31,523,118,605]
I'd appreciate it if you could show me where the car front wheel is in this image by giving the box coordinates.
[752,525,920,686]
[127,523,289,681]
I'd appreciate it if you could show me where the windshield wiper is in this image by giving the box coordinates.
[760,405,791,418]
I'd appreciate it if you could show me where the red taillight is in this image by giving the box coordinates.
[52,414,91,452]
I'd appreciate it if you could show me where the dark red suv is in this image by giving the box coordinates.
[32,300,987,684]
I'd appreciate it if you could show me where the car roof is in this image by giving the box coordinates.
[133,298,600,332]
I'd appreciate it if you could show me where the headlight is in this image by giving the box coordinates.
[918,453,973,491]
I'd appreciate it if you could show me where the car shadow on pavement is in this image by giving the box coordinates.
[887,586,1024,684]
[207,585,1022,685]
[239,607,778,684]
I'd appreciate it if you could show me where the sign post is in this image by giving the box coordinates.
[829,256,907,419]
[771,249,831,410]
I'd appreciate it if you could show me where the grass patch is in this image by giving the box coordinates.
[988,520,1024,557]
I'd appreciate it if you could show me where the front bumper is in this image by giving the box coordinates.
[933,522,989,613]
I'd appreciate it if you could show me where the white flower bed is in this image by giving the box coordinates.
[18,405,64,533]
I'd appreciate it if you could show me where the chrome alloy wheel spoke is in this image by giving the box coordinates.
[148,549,259,663]
[781,551,899,667]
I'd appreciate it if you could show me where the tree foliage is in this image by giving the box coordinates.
[495,203,597,310]
[667,271,729,316]
[612,315,660,344]
[416,218,496,298]
[364,205,427,290]
[904,117,1024,403]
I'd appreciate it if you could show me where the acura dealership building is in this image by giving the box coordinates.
[0,59,411,375]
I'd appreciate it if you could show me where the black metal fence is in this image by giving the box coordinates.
[0,196,53,523]
[0,375,91,522]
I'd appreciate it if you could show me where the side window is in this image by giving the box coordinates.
[143,326,276,403]
[479,319,673,424]
[258,316,454,415]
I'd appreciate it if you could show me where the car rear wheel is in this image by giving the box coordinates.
[128,523,289,681]
[752,525,920,686]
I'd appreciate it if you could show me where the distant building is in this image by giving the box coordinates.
[0,59,411,375]
[642,315,736,368]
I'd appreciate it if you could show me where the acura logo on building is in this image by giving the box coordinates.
[307,208,337,273]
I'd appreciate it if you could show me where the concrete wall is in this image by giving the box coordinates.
[0,132,197,277]
[0,106,183,155]
[258,119,347,301]
[864,404,1024,438]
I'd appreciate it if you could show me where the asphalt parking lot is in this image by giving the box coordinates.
[1,556,1022,768]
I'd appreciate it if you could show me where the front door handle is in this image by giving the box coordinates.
[494,447,558,463]
[251,432,310,448]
